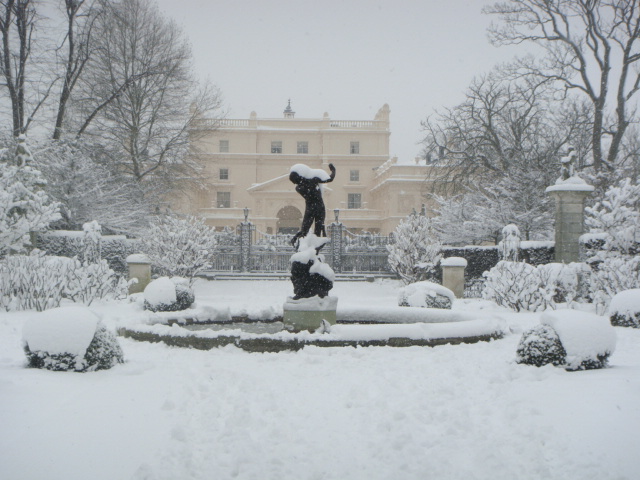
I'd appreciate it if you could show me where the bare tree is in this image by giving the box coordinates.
[72,0,223,193]
[52,0,99,140]
[0,0,54,136]
[421,67,580,242]
[484,0,640,173]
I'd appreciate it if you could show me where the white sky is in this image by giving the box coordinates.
[155,0,522,163]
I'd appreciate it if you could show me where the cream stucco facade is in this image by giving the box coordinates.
[173,103,437,235]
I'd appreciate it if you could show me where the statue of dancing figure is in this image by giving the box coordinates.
[289,163,336,246]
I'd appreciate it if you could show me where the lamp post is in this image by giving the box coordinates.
[243,207,249,222]
[334,208,340,223]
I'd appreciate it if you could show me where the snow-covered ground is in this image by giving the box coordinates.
[1,279,639,480]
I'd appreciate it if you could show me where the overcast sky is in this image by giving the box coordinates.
[155,0,523,163]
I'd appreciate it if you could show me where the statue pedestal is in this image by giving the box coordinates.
[283,296,338,332]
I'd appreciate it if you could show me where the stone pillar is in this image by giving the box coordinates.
[546,184,594,263]
[441,257,467,299]
[329,219,343,273]
[239,220,253,272]
[126,254,151,294]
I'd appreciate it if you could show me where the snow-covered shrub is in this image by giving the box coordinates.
[589,256,640,313]
[0,136,60,255]
[143,277,195,312]
[516,324,567,367]
[387,212,442,285]
[482,261,541,312]
[0,252,128,312]
[609,289,640,328]
[517,310,616,371]
[141,215,217,284]
[0,253,70,311]
[398,281,453,309]
[22,306,124,372]
[482,261,584,312]
[65,258,129,305]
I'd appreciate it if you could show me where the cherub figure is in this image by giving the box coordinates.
[289,163,336,246]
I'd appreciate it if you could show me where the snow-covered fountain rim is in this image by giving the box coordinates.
[119,310,507,351]
[141,301,490,327]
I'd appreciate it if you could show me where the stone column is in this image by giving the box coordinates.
[441,257,467,299]
[546,183,594,263]
[126,254,151,294]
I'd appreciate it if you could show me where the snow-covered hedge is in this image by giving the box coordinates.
[609,289,640,328]
[143,277,195,312]
[516,310,616,371]
[482,261,586,312]
[36,230,138,275]
[22,306,124,372]
[398,281,454,309]
[0,252,128,312]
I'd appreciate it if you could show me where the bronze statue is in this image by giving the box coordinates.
[289,163,336,246]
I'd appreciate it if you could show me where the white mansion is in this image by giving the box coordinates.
[173,102,437,235]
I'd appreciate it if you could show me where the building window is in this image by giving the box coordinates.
[348,193,362,209]
[350,141,360,154]
[219,140,229,153]
[219,168,229,180]
[216,191,230,208]
[350,169,360,182]
[297,141,308,154]
[271,141,282,154]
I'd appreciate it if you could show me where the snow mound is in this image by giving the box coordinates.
[609,289,640,328]
[144,277,177,307]
[441,257,467,267]
[398,281,454,309]
[540,310,616,370]
[23,306,99,355]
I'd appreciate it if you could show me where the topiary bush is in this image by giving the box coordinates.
[22,306,124,372]
[609,289,640,328]
[516,324,567,367]
[516,310,616,371]
[398,281,453,309]
[143,277,195,312]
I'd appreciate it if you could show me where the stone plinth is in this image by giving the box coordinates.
[283,296,338,332]
[546,183,594,264]
[441,257,467,299]
[126,254,151,294]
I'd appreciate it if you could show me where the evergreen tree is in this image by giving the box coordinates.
[387,212,442,285]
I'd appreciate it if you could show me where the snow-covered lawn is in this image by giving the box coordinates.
[1,279,639,480]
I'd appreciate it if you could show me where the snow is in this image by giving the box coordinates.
[22,306,98,355]
[541,310,617,369]
[610,289,640,316]
[309,258,336,281]
[126,253,150,264]
[440,256,468,267]
[1,279,640,480]
[290,163,331,181]
[143,277,176,306]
